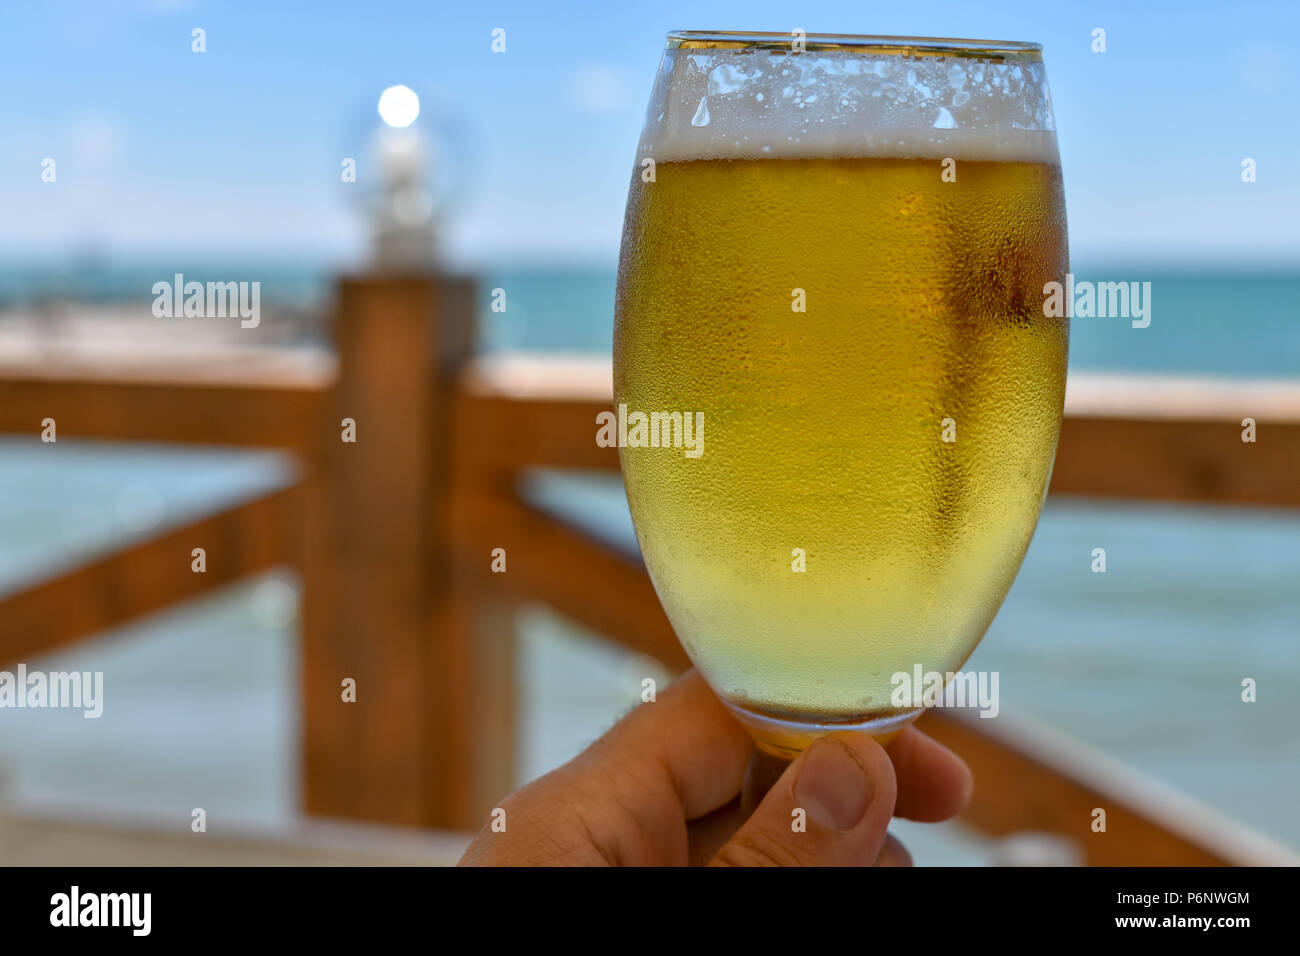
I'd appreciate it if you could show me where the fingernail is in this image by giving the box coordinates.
[794,737,875,831]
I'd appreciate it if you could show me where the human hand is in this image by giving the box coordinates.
[459,670,972,866]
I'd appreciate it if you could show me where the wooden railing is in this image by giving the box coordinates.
[1,274,1297,865]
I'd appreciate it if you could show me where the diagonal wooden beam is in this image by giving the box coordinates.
[0,484,303,667]
[919,707,1299,866]
[449,485,691,671]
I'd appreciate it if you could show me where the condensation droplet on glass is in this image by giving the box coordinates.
[691,96,710,127]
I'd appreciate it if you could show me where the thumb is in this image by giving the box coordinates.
[710,733,897,866]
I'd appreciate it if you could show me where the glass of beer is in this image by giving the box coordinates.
[614,32,1068,756]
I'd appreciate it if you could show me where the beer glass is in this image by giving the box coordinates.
[614,32,1068,756]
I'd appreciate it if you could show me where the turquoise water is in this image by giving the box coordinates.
[0,260,331,309]
[1062,268,1300,378]
[481,264,1300,378]
[8,261,1296,377]
[0,263,1297,861]
[2,261,1296,377]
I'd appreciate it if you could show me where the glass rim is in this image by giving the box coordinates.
[666,30,1043,60]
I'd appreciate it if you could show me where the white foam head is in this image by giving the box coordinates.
[639,35,1060,164]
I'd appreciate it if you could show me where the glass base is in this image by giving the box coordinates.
[723,701,923,758]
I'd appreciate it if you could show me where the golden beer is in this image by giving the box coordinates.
[615,34,1068,754]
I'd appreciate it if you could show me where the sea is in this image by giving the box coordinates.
[0,261,1296,864]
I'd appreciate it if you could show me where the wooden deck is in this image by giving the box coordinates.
[1,276,1297,865]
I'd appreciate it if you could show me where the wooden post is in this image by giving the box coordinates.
[300,274,516,831]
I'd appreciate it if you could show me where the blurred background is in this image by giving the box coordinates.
[0,0,1297,865]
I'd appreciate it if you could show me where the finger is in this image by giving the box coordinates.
[575,669,753,820]
[710,732,897,866]
[686,797,744,866]
[874,833,913,867]
[687,748,793,864]
[886,726,973,822]
[461,670,752,866]
[740,749,790,816]
[691,781,918,868]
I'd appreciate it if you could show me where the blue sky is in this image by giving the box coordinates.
[1,0,1296,268]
